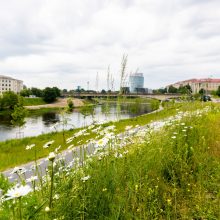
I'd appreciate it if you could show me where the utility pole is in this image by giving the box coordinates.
[95,72,99,93]
[107,65,110,92]
[110,74,114,92]
[87,81,90,91]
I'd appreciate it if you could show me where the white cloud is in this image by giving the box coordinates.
[0,0,220,90]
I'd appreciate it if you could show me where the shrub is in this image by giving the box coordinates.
[67,98,74,111]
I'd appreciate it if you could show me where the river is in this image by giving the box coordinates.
[0,102,153,142]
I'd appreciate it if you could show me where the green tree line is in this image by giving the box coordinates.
[0,87,61,111]
[20,87,61,103]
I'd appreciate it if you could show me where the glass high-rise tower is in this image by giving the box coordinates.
[129,73,144,93]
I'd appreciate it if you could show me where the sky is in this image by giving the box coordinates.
[0,0,220,90]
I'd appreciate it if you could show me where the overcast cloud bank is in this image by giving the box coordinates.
[0,0,220,90]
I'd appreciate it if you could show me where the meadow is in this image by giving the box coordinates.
[0,102,219,219]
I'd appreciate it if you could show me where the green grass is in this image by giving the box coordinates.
[95,96,158,104]
[23,97,46,106]
[27,107,62,116]
[0,102,219,219]
[0,101,214,171]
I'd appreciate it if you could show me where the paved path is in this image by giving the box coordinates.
[2,122,167,183]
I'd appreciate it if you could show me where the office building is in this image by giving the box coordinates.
[129,73,144,93]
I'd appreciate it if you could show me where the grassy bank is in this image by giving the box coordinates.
[0,107,62,119]
[27,107,61,116]
[0,98,57,117]
[101,97,160,111]
[0,102,219,219]
[0,102,214,171]
[95,96,159,104]
[23,97,46,106]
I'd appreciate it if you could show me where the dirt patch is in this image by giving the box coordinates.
[25,98,84,110]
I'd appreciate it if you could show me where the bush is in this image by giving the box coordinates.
[67,98,74,111]
[0,91,19,110]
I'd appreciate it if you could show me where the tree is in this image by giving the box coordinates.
[20,89,31,97]
[43,87,58,103]
[178,84,192,94]
[153,88,166,94]
[168,86,178,93]
[52,87,61,97]
[101,89,106,94]
[185,84,192,94]
[31,87,43,97]
[80,88,85,93]
[199,88,205,95]
[11,98,27,138]
[0,97,3,110]
[1,91,19,109]
[216,86,220,97]
[20,87,43,97]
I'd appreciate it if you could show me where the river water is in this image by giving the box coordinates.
[0,102,153,142]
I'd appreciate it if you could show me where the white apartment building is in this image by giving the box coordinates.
[167,78,220,94]
[0,75,23,94]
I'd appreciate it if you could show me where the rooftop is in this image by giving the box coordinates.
[0,75,14,79]
[172,78,220,85]
[0,75,23,82]
[130,73,143,77]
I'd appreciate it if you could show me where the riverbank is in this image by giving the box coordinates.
[25,98,84,109]
[0,101,219,219]
[0,101,212,171]
[0,99,154,142]
[95,96,159,104]
[0,98,85,117]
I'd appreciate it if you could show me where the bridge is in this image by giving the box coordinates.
[71,93,182,101]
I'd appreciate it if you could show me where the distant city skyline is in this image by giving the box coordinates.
[0,0,220,90]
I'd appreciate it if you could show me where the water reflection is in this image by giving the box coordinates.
[0,114,12,126]
[42,112,60,126]
[0,103,152,142]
